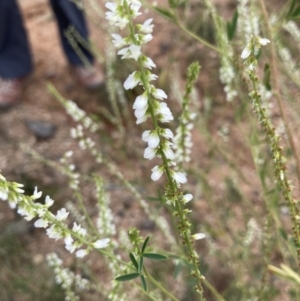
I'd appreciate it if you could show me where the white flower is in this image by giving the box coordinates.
[144,146,156,160]
[111,34,127,48]
[183,194,193,203]
[118,45,141,61]
[69,164,75,171]
[56,208,69,221]
[32,187,42,200]
[17,205,35,220]
[66,243,77,253]
[148,131,160,148]
[105,3,128,29]
[72,222,87,237]
[34,218,49,228]
[128,0,141,5]
[139,18,154,34]
[148,73,158,82]
[15,183,25,194]
[93,238,110,249]
[105,2,116,12]
[133,92,148,110]
[140,34,153,44]
[142,57,156,69]
[241,43,251,59]
[0,189,8,201]
[171,171,187,184]
[152,88,167,100]
[162,142,175,160]
[46,225,62,240]
[130,3,142,18]
[45,196,54,208]
[76,249,89,258]
[161,128,174,139]
[136,113,148,124]
[192,233,206,240]
[134,106,148,120]
[142,130,150,142]
[155,102,174,122]
[257,37,270,46]
[65,151,73,157]
[151,165,164,181]
[124,71,141,90]
[64,234,74,247]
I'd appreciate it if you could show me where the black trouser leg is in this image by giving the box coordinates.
[49,0,94,66]
[0,0,33,78]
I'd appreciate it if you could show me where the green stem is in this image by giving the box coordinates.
[258,0,300,195]
[249,68,300,264]
[124,2,205,298]
[147,273,181,301]
[140,0,226,56]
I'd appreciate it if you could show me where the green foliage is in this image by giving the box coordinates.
[115,273,141,281]
[143,253,169,260]
[4,0,300,300]
[263,63,271,91]
[226,10,238,41]
[286,0,300,20]
[152,6,175,21]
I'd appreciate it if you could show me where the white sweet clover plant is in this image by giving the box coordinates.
[0,174,110,259]
[47,253,90,301]
[106,0,206,297]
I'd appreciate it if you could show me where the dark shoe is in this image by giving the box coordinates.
[72,65,104,90]
[0,77,23,109]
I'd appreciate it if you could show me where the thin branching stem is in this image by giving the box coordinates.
[258,0,300,195]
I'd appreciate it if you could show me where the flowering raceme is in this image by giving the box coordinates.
[0,173,110,259]
[106,0,186,185]
[105,3,205,295]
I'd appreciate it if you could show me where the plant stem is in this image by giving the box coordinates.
[249,71,300,265]
[147,273,181,301]
[258,0,300,195]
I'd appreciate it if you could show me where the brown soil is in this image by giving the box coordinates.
[0,1,298,301]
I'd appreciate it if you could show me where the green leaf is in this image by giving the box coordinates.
[115,273,141,282]
[226,22,232,41]
[138,256,144,273]
[287,0,296,15]
[141,236,150,254]
[173,262,182,279]
[263,63,271,91]
[231,10,238,39]
[143,253,169,260]
[140,275,148,292]
[287,0,297,18]
[279,227,288,241]
[168,0,177,8]
[129,253,139,271]
[227,10,238,41]
[290,5,300,19]
[178,0,189,6]
[152,6,175,21]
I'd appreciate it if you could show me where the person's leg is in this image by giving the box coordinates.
[48,0,94,66]
[49,0,104,90]
[0,0,33,78]
[0,0,33,108]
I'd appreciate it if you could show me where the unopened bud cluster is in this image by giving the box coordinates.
[241,35,300,263]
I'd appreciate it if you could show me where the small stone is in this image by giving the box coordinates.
[25,119,57,139]
[138,219,156,231]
